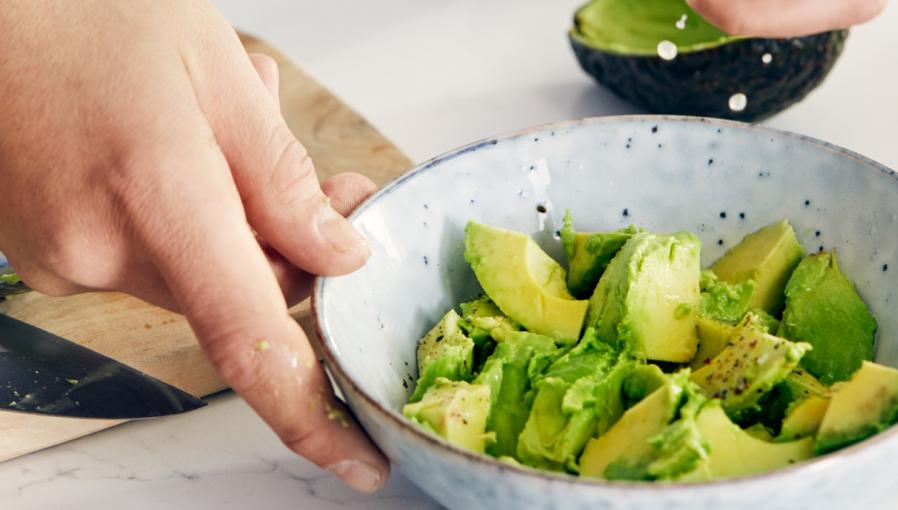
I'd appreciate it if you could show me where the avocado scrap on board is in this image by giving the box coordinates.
[402,215,891,482]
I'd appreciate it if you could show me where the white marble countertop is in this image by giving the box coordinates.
[3,1,898,508]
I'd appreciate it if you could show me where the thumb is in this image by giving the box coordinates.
[192,39,369,276]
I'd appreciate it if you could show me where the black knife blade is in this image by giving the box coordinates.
[0,314,206,419]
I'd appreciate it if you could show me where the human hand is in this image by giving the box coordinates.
[687,0,888,37]
[0,0,387,492]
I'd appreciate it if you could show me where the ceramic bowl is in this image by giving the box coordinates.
[313,115,898,510]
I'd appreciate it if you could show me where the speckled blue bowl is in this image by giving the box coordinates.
[313,116,898,510]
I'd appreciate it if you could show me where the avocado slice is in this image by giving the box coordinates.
[698,269,755,324]
[816,361,898,454]
[779,252,877,384]
[402,378,493,454]
[516,334,631,472]
[694,403,814,479]
[472,329,560,458]
[601,379,710,481]
[780,396,830,441]
[694,309,781,370]
[568,0,847,121]
[588,231,701,362]
[710,220,804,316]
[409,309,475,402]
[579,370,689,479]
[757,368,830,434]
[691,316,734,369]
[743,423,775,442]
[691,313,811,421]
[560,210,638,298]
[465,221,589,343]
[692,282,781,370]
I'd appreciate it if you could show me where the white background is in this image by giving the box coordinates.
[1,1,897,508]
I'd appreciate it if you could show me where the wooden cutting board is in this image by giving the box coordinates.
[0,33,412,462]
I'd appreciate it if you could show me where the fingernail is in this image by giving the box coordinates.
[326,460,382,492]
[317,204,368,254]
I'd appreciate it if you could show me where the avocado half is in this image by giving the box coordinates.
[569,0,848,121]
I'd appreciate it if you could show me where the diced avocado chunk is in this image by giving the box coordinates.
[743,423,775,442]
[711,220,804,316]
[691,313,811,421]
[459,296,520,347]
[0,272,26,297]
[694,403,814,479]
[692,316,735,370]
[402,378,492,453]
[692,308,781,370]
[409,310,475,402]
[780,396,830,441]
[602,379,710,481]
[622,363,668,409]
[580,370,689,479]
[561,210,637,298]
[779,252,877,384]
[751,308,781,334]
[816,361,898,453]
[587,231,701,362]
[473,330,559,458]
[758,368,830,433]
[465,221,589,343]
[516,334,630,472]
[699,269,756,324]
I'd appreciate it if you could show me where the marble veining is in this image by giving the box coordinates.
[0,394,442,509]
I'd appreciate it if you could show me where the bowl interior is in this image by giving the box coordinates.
[317,115,898,430]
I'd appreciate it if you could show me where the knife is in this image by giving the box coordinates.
[0,314,206,419]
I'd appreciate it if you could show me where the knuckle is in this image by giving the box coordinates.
[208,347,265,397]
[198,324,267,396]
[249,53,278,74]
[40,235,87,283]
[14,265,80,297]
[265,135,321,208]
[104,156,167,241]
[282,414,332,464]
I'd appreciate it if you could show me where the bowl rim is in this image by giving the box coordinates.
[312,114,898,490]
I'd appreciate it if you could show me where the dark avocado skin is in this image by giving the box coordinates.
[570,30,848,122]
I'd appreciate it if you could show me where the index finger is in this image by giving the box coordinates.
[132,129,388,493]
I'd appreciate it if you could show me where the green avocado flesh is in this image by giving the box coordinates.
[569,0,848,121]
[572,0,736,56]
[404,215,890,482]
[587,230,701,363]
[779,252,877,385]
[561,210,638,299]
[465,221,588,343]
